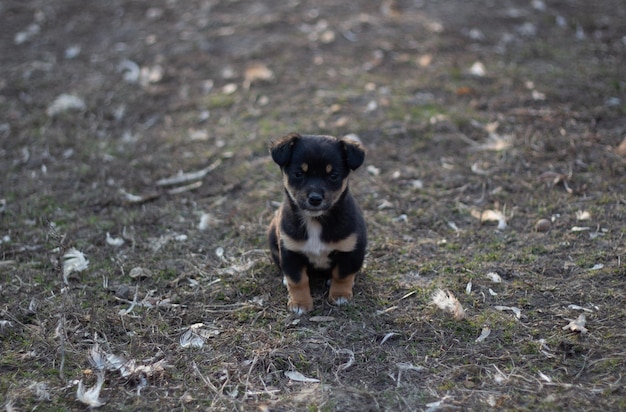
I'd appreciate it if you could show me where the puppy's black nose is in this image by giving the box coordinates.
[308,192,323,207]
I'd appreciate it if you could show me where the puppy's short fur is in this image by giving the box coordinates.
[268,133,367,314]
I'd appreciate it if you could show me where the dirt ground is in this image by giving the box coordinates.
[1,0,625,410]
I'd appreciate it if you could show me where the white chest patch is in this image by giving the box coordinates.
[280,219,358,270]
[302,220,324,254]
[301,220,331,269]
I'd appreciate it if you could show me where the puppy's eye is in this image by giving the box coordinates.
[293,170,305,179]
[328,172,340,182]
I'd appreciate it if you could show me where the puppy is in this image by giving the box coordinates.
[268,133,367,314]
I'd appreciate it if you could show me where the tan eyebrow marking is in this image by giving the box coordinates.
[326,164,332,173]
[301,163,308,172]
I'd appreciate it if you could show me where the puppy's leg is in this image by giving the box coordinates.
[279,235,314,314]
[329,243,365,306]
[285,268,313,315]
[267,211,281,267]
[329,266,356,306]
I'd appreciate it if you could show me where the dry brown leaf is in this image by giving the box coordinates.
[417,54,433,67]
[222,83,237,94]
[571,226,591,232]
[475,326,491,343]
[180,329,205,348]
[471,209,507,230]
[538,171,573,193]
[576,210,591,221]
[284,371,320,383]
[495,305,522,319]
[198,212,221,230]
[485,272,502,283]
[243,63,274,89]
[381,0,402,18]
[431,289,465,320]
[562,313,588,334]
[128,267,153,279]
[455,86,473,96]
[472,133,513,151]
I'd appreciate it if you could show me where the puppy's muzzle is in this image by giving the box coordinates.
[307,191,324,208]
[298,190,329,216]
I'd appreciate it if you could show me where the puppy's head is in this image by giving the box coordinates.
[270,133,365,216]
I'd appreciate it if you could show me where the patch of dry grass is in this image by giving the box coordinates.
[2,0,626,410]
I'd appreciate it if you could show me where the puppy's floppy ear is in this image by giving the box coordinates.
[340,136,366,171]
[270,132,301,166]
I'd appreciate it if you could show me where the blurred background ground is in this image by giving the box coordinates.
[1,0,625,410]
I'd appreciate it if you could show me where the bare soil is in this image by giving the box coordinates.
[1,0,625,410]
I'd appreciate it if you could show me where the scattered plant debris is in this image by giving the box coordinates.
[431,289,466,320]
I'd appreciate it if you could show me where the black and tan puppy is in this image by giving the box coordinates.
[268,132,367,314]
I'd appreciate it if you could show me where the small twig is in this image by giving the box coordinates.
[574,349,593,380]
[0,260,16,266]
[243,355,259,399]
[192,361,219,393]
[167,181,203,195]
[156,159,221,186]
[456,132,480,147]
[119,285,140,316]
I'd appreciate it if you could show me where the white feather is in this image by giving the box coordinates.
[76,371,105,407]
[62,248,89,284]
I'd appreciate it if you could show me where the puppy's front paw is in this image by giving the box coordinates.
[288,298,314,315]
[285,274,313,315]
[329,272,356,306]
[329,290,352,306]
